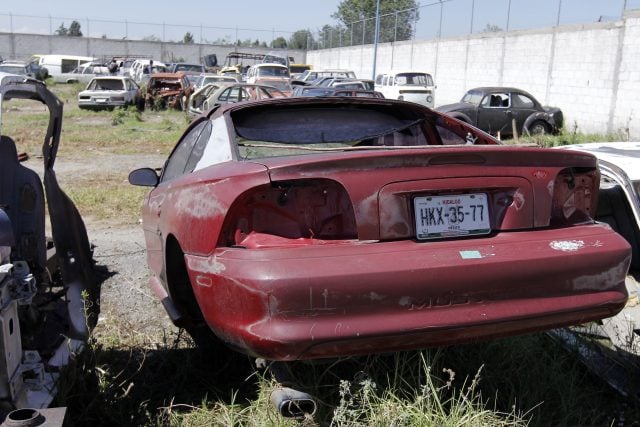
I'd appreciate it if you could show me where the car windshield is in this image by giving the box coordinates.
[0,65,26,75]
[174,64,202,72]
[394,73,433,86]
[87,79,125,91]
[461,90,484,105]
[230,105,470,160]
[257,66,290,78]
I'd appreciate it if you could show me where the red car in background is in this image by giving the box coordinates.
[129,97,630,361]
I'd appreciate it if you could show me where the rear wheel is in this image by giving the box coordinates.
[527,120,550,135]
[165,239,231,358]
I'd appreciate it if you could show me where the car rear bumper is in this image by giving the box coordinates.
[78,100,128,109]
[185,223,630,360]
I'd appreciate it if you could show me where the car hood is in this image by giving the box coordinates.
[435,102,469,113]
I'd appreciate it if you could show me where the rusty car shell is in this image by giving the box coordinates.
[129,96,630,361]
[0,72,99,416]
[144,72,193,110]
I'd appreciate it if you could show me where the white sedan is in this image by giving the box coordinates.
[78,76,143,111]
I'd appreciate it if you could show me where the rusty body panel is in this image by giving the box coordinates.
[130,97,630,361]
[144,72,192,110]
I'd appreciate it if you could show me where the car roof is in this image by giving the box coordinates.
[467,87,533,94]
[382,70,433,75]
[149,72,187,79]
[561,142,640,181]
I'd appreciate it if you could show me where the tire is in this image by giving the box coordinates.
[165,240,231,358]
[527,120,550,135]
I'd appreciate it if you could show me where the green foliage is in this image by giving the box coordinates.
[332,0,419,44]
[69,20,83,36]
[482,23,504,33]
[271,36,288,49]
[183,32,195,44]
[54,23,68,36]
[289,30,313,49]
[111,108,127,126]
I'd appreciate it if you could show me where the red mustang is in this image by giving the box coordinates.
[129,97,630,361]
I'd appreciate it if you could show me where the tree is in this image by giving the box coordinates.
[142,35,161,42]
[68,20,83,37]
[183,32,195,44]
[271,36,288,49]
[54,23,68,36]
[289,30,313,50]
[482,23,503,33]
[332,0,418,45]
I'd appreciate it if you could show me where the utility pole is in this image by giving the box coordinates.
[372,0,381,79]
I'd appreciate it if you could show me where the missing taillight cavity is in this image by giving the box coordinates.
[551,167,598,226]
[219,179,357,247]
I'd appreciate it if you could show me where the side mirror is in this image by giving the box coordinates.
[128,168,159,187]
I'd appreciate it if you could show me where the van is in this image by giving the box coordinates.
[32,54,96,79]
[374,71,436,108]
[129,59,167,83]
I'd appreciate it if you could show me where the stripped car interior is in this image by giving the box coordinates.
[0,73,99,423]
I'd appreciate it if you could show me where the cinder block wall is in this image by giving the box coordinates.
[0,33,306,72]
[308,10,640,138]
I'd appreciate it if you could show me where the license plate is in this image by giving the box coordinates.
[95,98,107,103]
[414,193,490,240]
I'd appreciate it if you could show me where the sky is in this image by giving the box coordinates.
[1,0,640,43]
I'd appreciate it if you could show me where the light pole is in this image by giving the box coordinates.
[372,0,381,79]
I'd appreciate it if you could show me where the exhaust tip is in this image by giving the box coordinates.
[270,387,317,419]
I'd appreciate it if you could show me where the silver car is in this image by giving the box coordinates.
[78,76,142,110]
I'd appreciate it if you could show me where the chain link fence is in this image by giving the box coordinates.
[312,0,640,50]
[2,0,640,50]
[0,12,295,47]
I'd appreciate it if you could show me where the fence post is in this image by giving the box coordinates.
[556,0,562,26]
[470,0,475,33]
[350,22,354,46]
[49,14,52,35]
[506,0,512,31]
[394,11,398,42]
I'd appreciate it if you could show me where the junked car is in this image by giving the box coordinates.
[437,87,563,138]
[144,72,193,110]
[375,70,436,108]
[0,73,99,419]
[245,63,292,95]
[130,96,630,372]
[193,73,239,91]
[0,61,48,81]
[78,76,143,111]
[52,62,110,84]
[187,82,286,118]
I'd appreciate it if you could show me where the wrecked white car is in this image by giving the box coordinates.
[0,72,99,423]
[551,141,640,399]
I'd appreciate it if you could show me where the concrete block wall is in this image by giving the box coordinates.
[308,10,640,138]
[0,32,306,67]
[614,14,640,138]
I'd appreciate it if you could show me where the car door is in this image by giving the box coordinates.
[476,92,512,136]
[142,121,211,273]
[510,92,540,133]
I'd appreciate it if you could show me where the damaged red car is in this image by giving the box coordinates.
[129,97,631,362]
